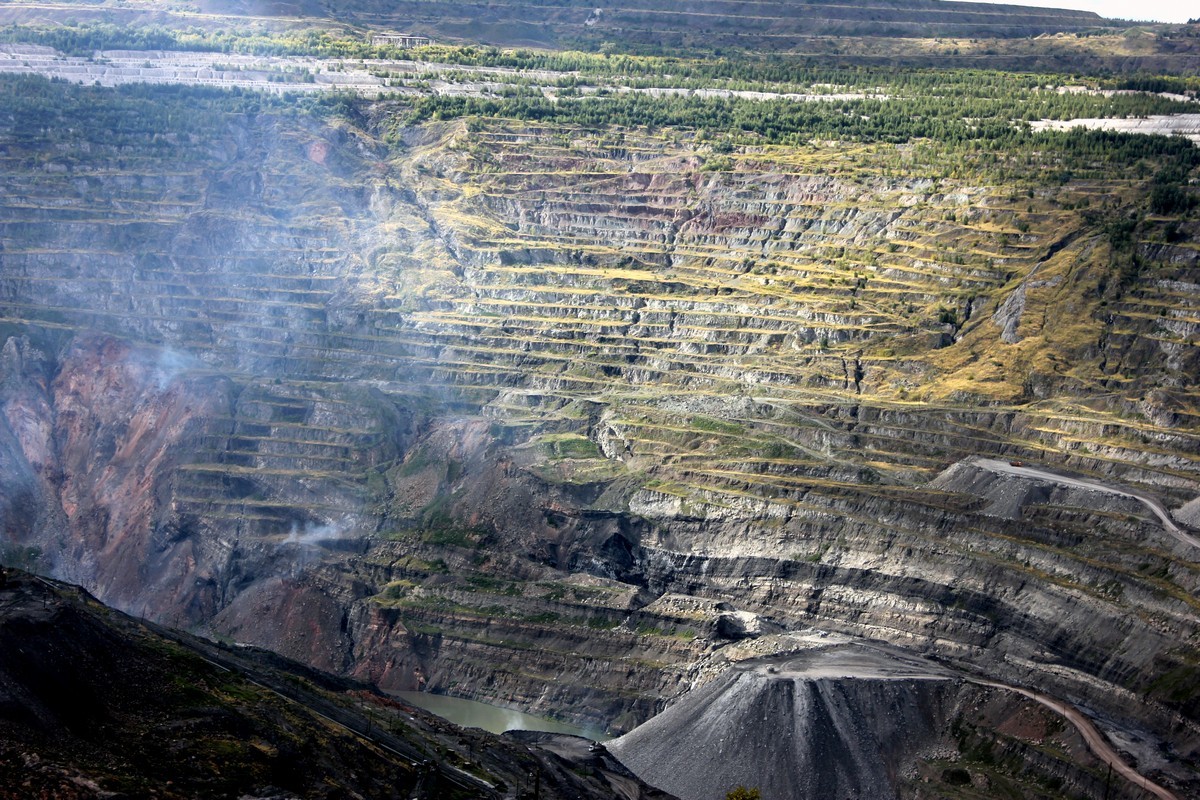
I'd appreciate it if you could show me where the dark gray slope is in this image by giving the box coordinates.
[608,639,961,800]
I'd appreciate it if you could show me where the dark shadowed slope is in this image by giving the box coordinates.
[0,568,673,800]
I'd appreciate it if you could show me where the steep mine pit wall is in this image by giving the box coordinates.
[0,569,682,800]
[2,77,1200,795]
[4,323,1200,778]
[6,330,1200,765]
[2,102,1197,500]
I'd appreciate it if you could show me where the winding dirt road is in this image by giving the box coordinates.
[974,457,1200,551]
[971,678,1180,800]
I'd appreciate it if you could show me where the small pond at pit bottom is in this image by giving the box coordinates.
[395,691,610,741]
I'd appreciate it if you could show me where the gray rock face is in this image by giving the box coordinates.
[992,263,1065,344]
[992,280,1028,344]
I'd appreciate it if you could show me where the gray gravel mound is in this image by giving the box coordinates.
[1175,497,1200,529]
[607,643,961,800]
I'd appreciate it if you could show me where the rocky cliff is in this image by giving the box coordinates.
[1,75,1199,796]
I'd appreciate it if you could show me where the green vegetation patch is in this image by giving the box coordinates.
[539,433,602,460]
[689,416,746,436]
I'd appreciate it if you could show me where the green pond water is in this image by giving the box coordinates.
[395,691,610,740]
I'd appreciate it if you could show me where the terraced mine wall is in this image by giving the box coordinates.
[1,77,1199,795]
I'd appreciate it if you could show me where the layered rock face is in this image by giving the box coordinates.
[1,78,1199,795]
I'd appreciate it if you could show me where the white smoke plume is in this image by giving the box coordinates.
[152,346,199,390]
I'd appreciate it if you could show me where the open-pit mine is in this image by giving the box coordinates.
[2,1,1200,798]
